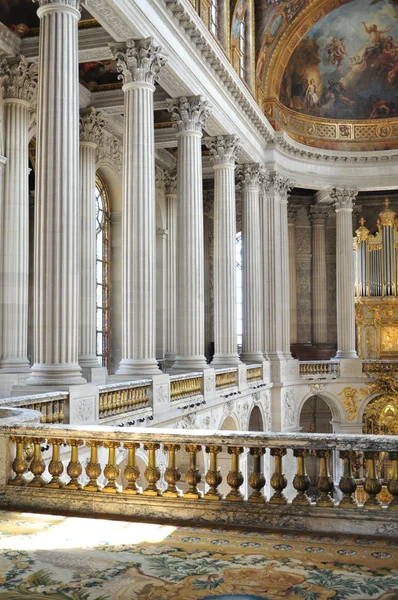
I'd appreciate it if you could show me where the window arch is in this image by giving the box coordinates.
[95,174,110,370]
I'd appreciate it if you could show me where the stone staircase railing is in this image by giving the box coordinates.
[1,416,397,537]
[299,361,340,379]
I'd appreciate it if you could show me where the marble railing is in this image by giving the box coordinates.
[1,421,397,536]
[0,392,67,424]
[299,361,340,379]
[98,380,151,420]
[170,373,203,402]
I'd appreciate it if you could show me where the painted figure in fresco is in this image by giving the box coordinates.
[327,37,348,69]
[361,22,394,64]
[305,78,319,108]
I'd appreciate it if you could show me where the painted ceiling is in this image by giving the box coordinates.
[0,0,93,35]
[279,0,398,120]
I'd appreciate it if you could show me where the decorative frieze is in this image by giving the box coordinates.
[111,38,166,85]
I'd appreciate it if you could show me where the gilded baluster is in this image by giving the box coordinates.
[292,449,311,506]
[103,441,121,493]
[316,450,334,507]
[184,444,202,499]
[23,439,34,462]
[248,447,266,503]
[143,443,161,496]
[163,443,182,498]
[116,391,122,413]
[38,404,45,424]
[45,403,52,424]
[387,452,398,510]
[84,440,103,492]
[99,393,104,415]
[46,438,65,488]
[27,438,46,487]
[123,442,141,494]
[51,400,58,424]
[204,445,223,500]
[363,451,382,509]
[338,451,358,508]
[9,437,28,486]
[59,399,65,423]
[65,439,84,490]
[226,447,244,502]
[269,448,287,505]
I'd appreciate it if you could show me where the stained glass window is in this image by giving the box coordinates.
[210,0,218,36]
[239,19,246,79]
[236,232,242,352]
[95,174,110,370]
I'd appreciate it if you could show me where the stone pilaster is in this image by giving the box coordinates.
[79,107,105,372]
[164,170,177,367]
[167,96,211,371]
[206,135,241,367]
[288,205,300,346]
[332,188,358,359]
[112,38,166,377]
[238,164,265,364]
[28,0,85,384]
[310,204,329,345]
[0,56,37,373]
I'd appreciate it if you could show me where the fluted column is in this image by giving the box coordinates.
[332,188,358,359]
[310,205,329,345]
[112,39,166,376]
[0,57,37,372]
[167,96,211,371]
[206,135,241,367]
[28,0,85,385]
[164,170,177,366]
[78,108,105,370]
[238,164,264,364]
[288,205,300,346]
[279,177,294,357]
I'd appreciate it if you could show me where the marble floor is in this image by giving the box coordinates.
[0,510,397,599]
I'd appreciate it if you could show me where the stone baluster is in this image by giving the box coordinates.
[164,170,177,367]
[206,135,242,367]
[310,205,329,346]
[112,39,166,376]
[167,96,211,371]
[331,188,358,359]
[238,164,265,364]
[288,205,300,346]
[79,108,105,375]
[28,0,85,384]
[0,56,37,373]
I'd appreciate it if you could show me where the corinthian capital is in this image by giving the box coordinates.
[0,56,38,102]
[265,171,294,199]
[205,135,242,166]
[331,188,358,210]
[79,108,106,145]
[164,169,177,195]
[36,0,80,6]
[288,204,301,223]
[310,204,329,225]
[110,38,166,86]
[167,96,211,133]
[236,164,266,191]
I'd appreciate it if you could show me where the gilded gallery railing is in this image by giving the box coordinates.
[98,381,151,420]
[170,373,203,402]
[215,368,238,389]
[0,392,67,424]
[246,365,263,382]
[299,361,340,379]
[1,424,397,535]
[362,360,398,377]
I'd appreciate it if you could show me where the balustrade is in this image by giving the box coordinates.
[215,368,238,389]
[170,374,203,402]
[362,360,398,377]
[0,393,66,424]
[246,365,263,382]
[299,361,340,379]
[98,381,150,419]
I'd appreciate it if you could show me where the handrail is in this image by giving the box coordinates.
[299,360,340,378]
[98,380,150,419]
[0,392,67,424]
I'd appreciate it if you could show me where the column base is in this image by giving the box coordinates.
[0,357,30,373]
[164,352,177,370]
[116,358,161,377]
[211,353,241,368]
[334,350,358,359]
[26,363,86,386]
[241,352,264,364]
[81,366,108,385]
[79,354,101,369]
[171,355,209,373]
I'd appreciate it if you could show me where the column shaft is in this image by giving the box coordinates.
[288,220,298,345]
[310,206,328,345]
[165,179,177,365]
[28,3,85,384]
[266,194,283,358]
[280,197,291,357]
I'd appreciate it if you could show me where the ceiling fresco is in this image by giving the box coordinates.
[280,0,398,120]
[0,0,94,35]
[79,61,121,91]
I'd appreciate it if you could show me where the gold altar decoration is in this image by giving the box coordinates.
[354,201,398,360]
[338,387,369,422]
[363,377,398,436]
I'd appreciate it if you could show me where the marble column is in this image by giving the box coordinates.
[288,205,300,346]
[332,188,358,359]
[238,164,265,364]
[310,204,329,345]
[167,96,211,371]
[112,39,166,377]
[206,135,241,367]
[28,0,85,385]
[264,173,293,361]
[164,170,177,367]
[79,108,105,371]
[0,56,37,372]
[260,183,269,358]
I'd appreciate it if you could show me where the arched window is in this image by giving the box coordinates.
[238,18,246,79]
[95,174,110,370]
[236,232,242,352]
[210,0,218,36]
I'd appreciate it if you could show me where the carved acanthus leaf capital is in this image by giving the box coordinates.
[310,204,330,225]
[331,188,358,210]
[167,96,211,133]
[288,204,301,223]
[164,169,177,195]
[265,171,294,199]
[155,165,165,189]
[205,135,242,166]
[110,38,167,86]
[236,163,266,191]
[35,0,80,7]
[79,107,106,146]
[0,56,38,102]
